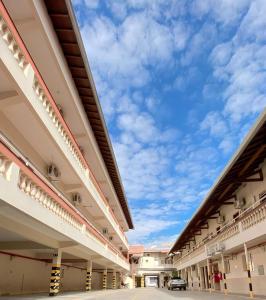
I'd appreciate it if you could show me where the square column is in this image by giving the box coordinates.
[49,249,62,296]
[197,264,202,290]
[221,254,228,295]
[207,258,212,293]
[112,270,116,289]
[102,268,107,289]
[190,266,193,290]
[141,274,145,288]
[86,260,92,292]
[244,243,254,298]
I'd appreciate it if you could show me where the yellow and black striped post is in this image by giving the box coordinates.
[221,253,228,295]
[112,270,116,289]
[86,261,92,291]
[141,274,145,288]
[197,264,201,290]
[49,250,62,296]
[207,258,212,293]
[244,243,254,298]
[102,268,107,289]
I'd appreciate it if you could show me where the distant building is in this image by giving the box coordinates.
[0,0,133,296]
[128,245,175,288]
[169,109,266,297]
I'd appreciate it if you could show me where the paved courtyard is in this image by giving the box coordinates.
[0,288,262,300]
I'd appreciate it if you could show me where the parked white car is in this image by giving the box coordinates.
[167,277,186,290]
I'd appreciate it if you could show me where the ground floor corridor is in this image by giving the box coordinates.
[0,288,261,300]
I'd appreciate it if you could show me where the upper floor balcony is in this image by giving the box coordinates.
[174,196,266,269]
[0,135,129,271]
[0,2,129,251]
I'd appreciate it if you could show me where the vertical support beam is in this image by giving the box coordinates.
[211,264,215,291]
[49,249,62,296]
[132,274,136,288]
[119,272,122,289]
[190,266,193,290]
[86,260,92,292]
[244,243,254,298]
[112,270,116,289]
[141,274,145,288]
[207,258,212,293]
[221,254,228,295]
[197,264,202,291]
[185,268,188,288]
[102,268,107,290]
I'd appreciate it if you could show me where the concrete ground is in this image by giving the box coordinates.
[0,288,264,300]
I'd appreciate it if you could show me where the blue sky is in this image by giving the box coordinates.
[73,0,266,248]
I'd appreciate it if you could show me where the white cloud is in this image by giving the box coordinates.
[190,0,250,26]
[200,111,228,137]
[84,0,99,9]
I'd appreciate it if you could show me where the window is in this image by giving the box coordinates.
[258,265,265,276]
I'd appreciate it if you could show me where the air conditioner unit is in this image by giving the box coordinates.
[72,193,82,206]
[47,164,61,181]
[206,247,215,257]
[234,198,246,209]
[215,242,225,253]
[102,228,108,235]
[217,215,225,224]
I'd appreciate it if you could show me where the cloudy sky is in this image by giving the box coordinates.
[73,0,266,248]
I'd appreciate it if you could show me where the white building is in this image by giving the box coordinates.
[0,0,133,296]
[129,245,175,288]
[170,109,266,297]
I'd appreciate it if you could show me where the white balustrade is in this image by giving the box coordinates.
[0,15,29,74]
[18,171,83,231]
[241,202,266,230]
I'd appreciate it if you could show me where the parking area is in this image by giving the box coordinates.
[0,288,259,300]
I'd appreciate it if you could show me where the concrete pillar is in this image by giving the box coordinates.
[211,264,215,290]
[190,266,193,290]
[132,274,136,288]
[221,254,228,295]
[141,274,145,288]
[102,268,107,290]
[49,249,62,296]
[112,270,116,289]
[197,264,202,290]
[244,243,254,298]
[207,258,212,293]
[86,260,92,292]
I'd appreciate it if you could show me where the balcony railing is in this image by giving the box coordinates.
[0,1,127,242]
[175,198,266,264]
[0,138,128,265]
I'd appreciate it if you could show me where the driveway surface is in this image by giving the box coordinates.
[0,288,264,300]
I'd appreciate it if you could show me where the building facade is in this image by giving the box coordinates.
[0,0,133,296]
[169,109,266,297]
[128,245,175,289]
